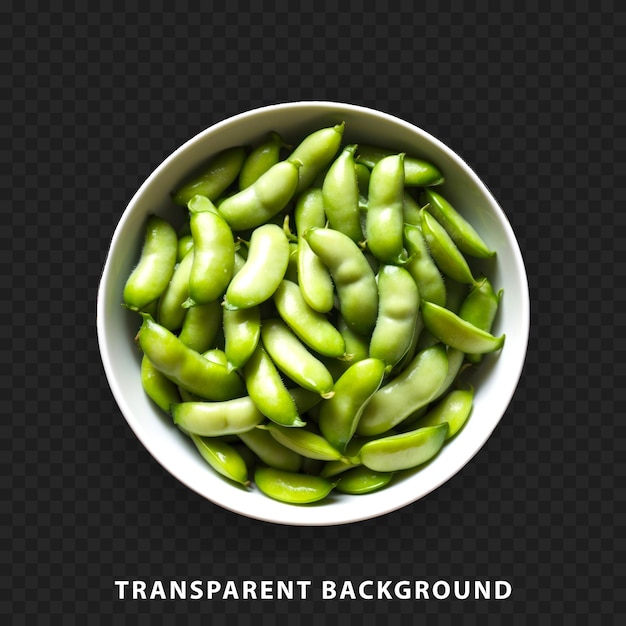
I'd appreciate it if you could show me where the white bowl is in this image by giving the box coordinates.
[97,101,529,526]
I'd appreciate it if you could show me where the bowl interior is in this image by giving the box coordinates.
[97,102,529,526]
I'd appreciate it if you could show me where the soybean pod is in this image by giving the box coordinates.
[369,265,420,369]
[322,143,362,242]
[123,215,177,312]
[294,188,335,313]
[304,227,378,336]
[172,146,247,206]
[421,301,505,354]
[184,195,235,307]
[224,224,290,309]
[422,188,494,258]
[218,160,301,231]
[288,122,345,194]
[137,313,245,401]
[356,343,449,436]
[365,153,406,265]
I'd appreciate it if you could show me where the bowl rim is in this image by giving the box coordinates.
[97,100,530,526]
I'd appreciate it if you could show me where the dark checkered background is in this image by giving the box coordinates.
[2,1,623,623]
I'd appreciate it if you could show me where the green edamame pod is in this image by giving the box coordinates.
[422,189,494,258]
[365,153,406,265]
[337,314,370,364]
[172,396,265,436]
[357,423,448,472]
[157,249,194,331]
[416,387,474,439]
[178,299,222,354]
[355,162,370,210]
[254,466,336,504]
[172,146,247,206]
[420,210,479,286]
[318,357,386,453]
[369,265,420,369]
[140,355,180,413]
[218,160,301,231]
[261,423,347,462]
[224,224,290,309]
[260,318,335,398]
[243,344,305,428]
[273,280,346,358]
[336,466,394,495]
[322,144,362,242]
[202,347,229,367]
[355,144,445,187]
[137,313,245,401]
[238,427,303,472]
[288,122,345,194]
[294,188,334,313]
[356,343,449,436]
[190,433,250,486]
[402,192,422,226]
[458,277,503,363]
[421,301,505,354]
[177,234,193,262]
[184,196,235,307]
[304,227,378,336]
[430,347,466,402]
[123,215,177,312]
[239,131,286,189]
[403,223,447,306]
[223,305,261,371]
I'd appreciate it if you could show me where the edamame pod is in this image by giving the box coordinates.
[355,144,445,187]
[254,466,336,504]
[294,188,334,313]
[458,277,503,363]
[177,234,193,262]
[421,301,505,354]
[239,131,286,189]
[402,192,422,226]
[123,215,177,312]
[366,153,406,264]
[261,423,347,462]
[243,344,305,427]
[336,466,394,495]
[172,396,264,436]
[223,305,261,371]
[172,146,247,205]
[218,160,301,231]
[420,210,479,286]
[357,424,448,472]
[140,355,180,413]
[304,227,378,336]
[238,427,303,472]
[322,144,362,242]
[224,224,290,309]
[416,387,474,439]
[260,318,335,398]
[356,344,449,436]
[137,313,245,401]
[178,299,222,354]
[403,223,447,306]
[288,122,345,193]
[273,280,346,358]
[318,358,386,453]
[369,265,420,369]
[157,249,194,331]
[184,196,235,306]
[190,434,250,486]
[422,189,494,258]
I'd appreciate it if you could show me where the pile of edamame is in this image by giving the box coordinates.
[123,122,505,505]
